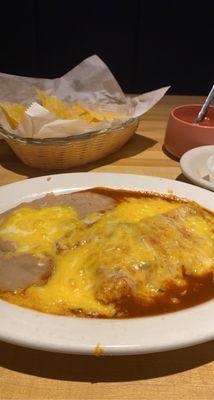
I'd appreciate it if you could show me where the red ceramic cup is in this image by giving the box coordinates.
[164,104,214,158]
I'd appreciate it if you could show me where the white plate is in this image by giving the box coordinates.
[0,173,213,355]
[180,145,214,191]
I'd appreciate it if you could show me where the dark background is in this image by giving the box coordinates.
[0,0,213,95]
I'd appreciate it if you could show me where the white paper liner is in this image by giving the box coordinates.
[0,55,170,139]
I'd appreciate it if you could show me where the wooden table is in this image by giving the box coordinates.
[0,95,213,400]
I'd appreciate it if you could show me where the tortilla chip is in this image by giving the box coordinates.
[80,108,126,122]
[0,103,26,129]
[98,110,126,121]
[37,89,71,119]
[70,103,126,122]
[69,102,88,118]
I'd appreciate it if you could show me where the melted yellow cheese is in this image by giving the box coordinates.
[100,197,180,223]
[0,206,81,256]
[27,244,116,316]
[0,196,213,317]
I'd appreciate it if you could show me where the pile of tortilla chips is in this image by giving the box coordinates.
[0,89,126,130]
[0,103,26,129]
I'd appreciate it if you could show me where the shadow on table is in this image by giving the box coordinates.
[163,147,196,186]
[0,340,213,383]
[162,144,198,186]
[162,145,179,162]
[0,134,157,178]
[176,173,192,184]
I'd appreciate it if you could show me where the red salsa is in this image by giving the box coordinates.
[174,105,214,127]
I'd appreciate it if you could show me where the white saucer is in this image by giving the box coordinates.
[180,145,214,191]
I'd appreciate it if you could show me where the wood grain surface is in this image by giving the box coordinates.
[0,95,213,400]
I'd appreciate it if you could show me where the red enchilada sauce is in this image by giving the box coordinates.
[87,188,214,318]
[173,105,214,127]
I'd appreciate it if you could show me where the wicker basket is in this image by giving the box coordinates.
[0,118,138,171]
